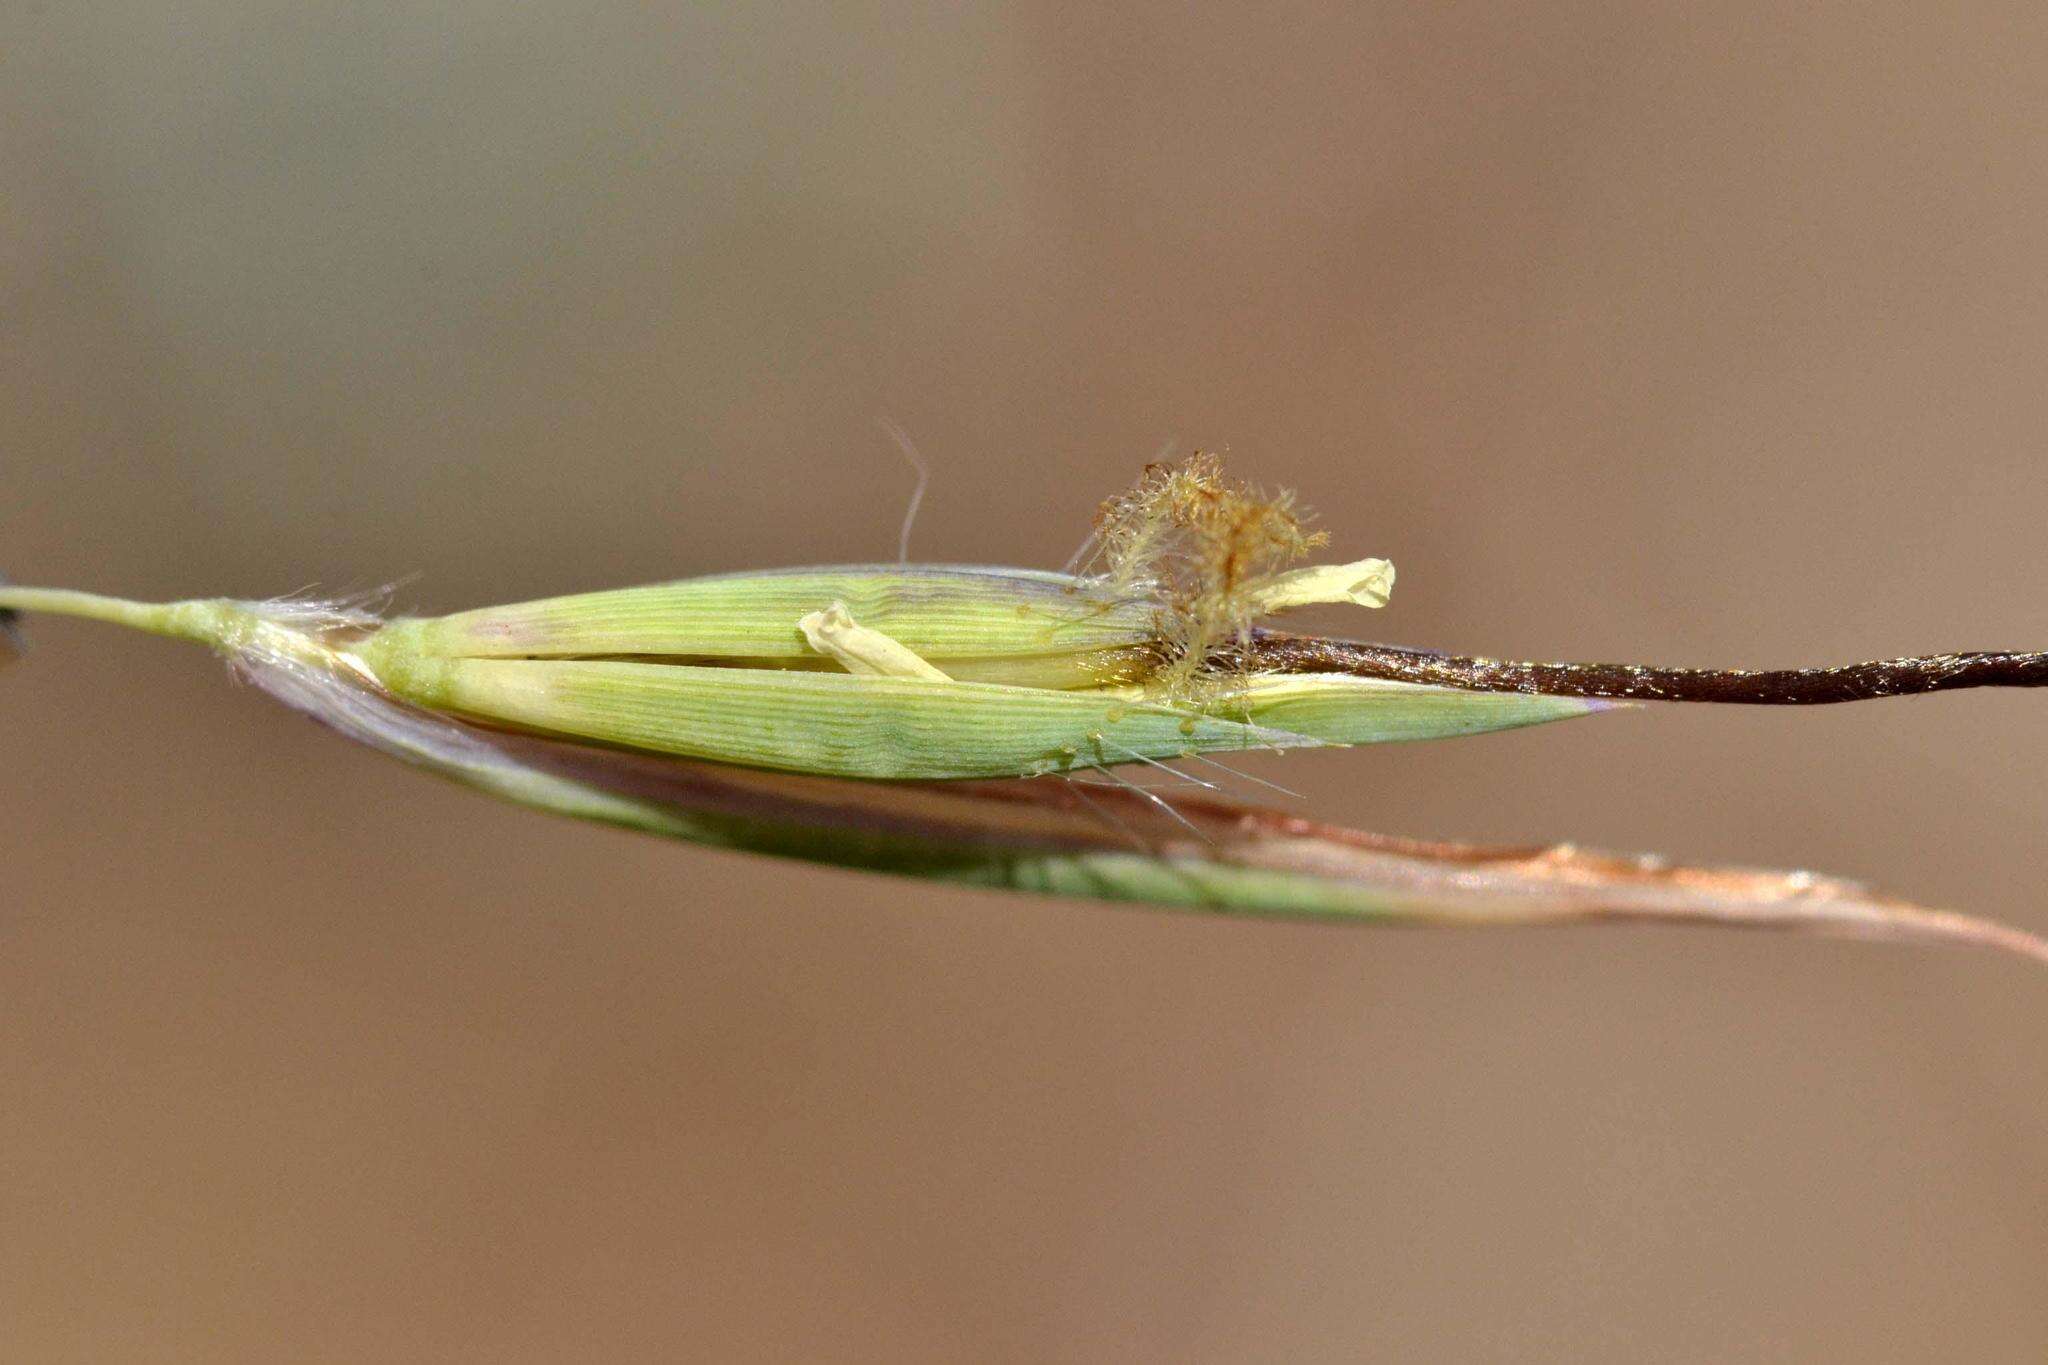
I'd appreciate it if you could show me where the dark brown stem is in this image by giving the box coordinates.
[1241,631,2048,704]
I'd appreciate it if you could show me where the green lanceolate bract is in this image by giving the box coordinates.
[0,561,1608,782]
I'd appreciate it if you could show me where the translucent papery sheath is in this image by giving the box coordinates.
[2,572,2044,966]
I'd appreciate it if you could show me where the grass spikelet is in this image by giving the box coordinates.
[3,454,2045,969]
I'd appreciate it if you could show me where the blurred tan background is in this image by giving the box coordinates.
[5,3,2048,1360]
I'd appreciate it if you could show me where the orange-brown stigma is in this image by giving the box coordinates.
[1087,453,1327,700]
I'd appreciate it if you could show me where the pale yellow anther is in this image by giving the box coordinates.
[797,601,953,681]
[1245,557,1396,614]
